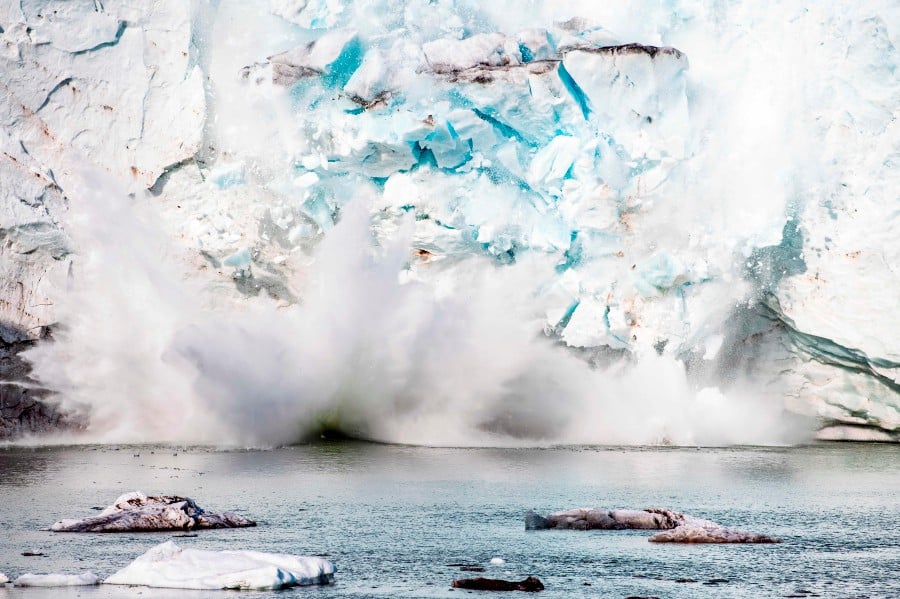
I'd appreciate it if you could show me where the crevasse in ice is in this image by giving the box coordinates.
[1,0,897,444]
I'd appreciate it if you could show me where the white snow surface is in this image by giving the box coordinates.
[104,541,335,590]
[13,572,99,587]
[2,0,898,445]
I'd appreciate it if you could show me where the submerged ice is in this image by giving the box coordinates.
[1,0,898,444]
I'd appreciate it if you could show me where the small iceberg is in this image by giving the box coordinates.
[49,491,256,532]
[525,508,778,543]
[13,572,99,587]
[105,541,336,590]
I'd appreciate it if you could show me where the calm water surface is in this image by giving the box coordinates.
[0,443,898,598]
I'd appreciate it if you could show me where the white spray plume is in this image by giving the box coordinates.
[26,180,805,447]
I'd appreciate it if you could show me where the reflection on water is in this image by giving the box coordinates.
[0,448,56,486]
[0,443,898,598]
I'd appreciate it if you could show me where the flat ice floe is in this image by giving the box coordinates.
[526,508,779,543]
[49,491,256,532]
[13,572,99,586]
[105,541,336,590]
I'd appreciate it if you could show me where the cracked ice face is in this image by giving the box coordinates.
[2,0,898,444]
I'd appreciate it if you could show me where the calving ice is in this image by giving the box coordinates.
[1,0,898,445]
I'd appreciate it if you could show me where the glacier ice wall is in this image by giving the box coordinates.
[1,0,898,444]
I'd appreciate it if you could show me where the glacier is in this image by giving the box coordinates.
[0,0,897,445]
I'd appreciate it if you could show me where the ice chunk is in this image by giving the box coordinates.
[208,162,247,189]
[423,33,522,73]
[438,60,584,147]
[815,425,897,443]
[527,135,580,189]
[105,541,336,590]
[18,1,121,53]
[552,17,621,53]
[633,252,687,296]
[0,572,8,584]
[271,0,345,29]
[223,248,253,271]
[525,508,778,543]
[344,48,404,106]
[49,492,256,532]
[562,298,628,350]
[516,29,555,62]
[13,572,99,587]
[649,525,779,544]
[562,44,689,157]
[265,29,361,86]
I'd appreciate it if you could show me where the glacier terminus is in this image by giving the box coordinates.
[0,0,898,445]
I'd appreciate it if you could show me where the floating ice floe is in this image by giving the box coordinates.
[0,572,8,584]
[526,508,778,543]
[105,541,336,590]
[13,572,99,587]
[49,492,256,532]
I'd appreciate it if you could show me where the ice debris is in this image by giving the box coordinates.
[49,492,256,532]
[104,540,336,590]
[525,508,779,544]
[13,572,99,587]
[0,572,8,584]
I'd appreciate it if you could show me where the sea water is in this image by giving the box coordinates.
[0,443,898,598]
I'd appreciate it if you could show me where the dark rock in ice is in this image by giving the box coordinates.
[452,577,544,592]
[525,508,677,530]
[526,508,778,543]
[446,562,487,572]
[49,492,256,532]
[575,43,685,60]
[633,574,698,583]
[240,29,359,87]
[524,511,552,530]
[443,61,558,85]
[0,332,86,440]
